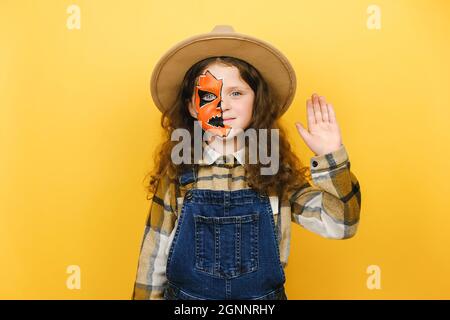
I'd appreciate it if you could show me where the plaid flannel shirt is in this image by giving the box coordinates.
[132,143,361,299]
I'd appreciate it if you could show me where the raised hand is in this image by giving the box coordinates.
[295,93,343,156]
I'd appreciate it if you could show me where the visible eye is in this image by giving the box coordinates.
[231,91,242,97]
[202,93,217,101]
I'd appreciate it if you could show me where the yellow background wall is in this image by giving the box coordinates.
[1,0,449,299]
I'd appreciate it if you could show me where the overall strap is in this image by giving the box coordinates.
[178,166,197,186]
[174,166,198,217]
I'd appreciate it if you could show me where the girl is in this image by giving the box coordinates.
[132,25,361,300]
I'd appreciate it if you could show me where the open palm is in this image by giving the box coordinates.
[295,93,343,156]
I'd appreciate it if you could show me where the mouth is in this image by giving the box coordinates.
[207,115,225,128]
[223,118,235,122]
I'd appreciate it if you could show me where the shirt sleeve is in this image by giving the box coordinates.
[289,144,361,239]
[131,174,177,300]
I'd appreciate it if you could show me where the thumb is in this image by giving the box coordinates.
[295,122,310,142]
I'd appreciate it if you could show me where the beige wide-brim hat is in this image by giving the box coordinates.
[150,25,297,117]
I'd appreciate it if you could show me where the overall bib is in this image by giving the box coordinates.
[164,166,287,300]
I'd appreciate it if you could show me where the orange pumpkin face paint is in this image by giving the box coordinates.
[194,70,232,137]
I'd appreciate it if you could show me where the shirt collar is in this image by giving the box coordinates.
[201,141,245,165]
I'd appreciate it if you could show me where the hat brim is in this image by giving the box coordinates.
[150,30,297,117]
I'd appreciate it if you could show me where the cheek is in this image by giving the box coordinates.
[237,98,254,120]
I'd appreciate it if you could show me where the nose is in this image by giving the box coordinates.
[220,99,231,111]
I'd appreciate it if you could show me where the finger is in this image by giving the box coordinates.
[319,96,329,122]
[295,122,311,144]
[312,93,322,123]
[327,103,336,123]
[306,99,315,127]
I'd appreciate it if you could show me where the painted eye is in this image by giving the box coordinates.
[202,93,217,101]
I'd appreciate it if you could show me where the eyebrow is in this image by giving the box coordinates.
[224,86,248,90]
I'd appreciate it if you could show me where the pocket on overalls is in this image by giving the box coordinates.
[193,213,259,279]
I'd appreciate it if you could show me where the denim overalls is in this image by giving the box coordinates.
[164,166,287,300]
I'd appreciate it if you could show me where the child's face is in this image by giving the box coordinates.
[188,63,255,139]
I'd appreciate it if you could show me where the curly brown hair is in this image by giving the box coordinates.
[143,56,311,201]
